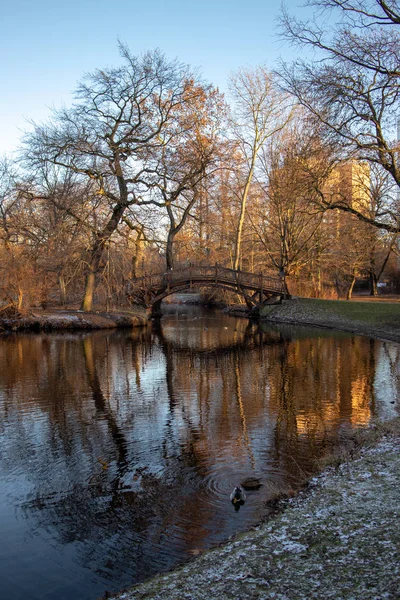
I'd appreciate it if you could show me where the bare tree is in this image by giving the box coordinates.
[152,83,225,270]
[228,67,292,271]
[23,45,210,310]
[0,160,51,311]
[0,158,15,249]
[248,122,327,291]
[279,0,400,232]
[307,1,400,28]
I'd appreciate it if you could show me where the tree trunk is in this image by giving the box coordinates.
[166,230,175,271]
[17,288,24,311]
[280,269,291,299]
[81,271,96,311]
[130,226,144,278]
[346,274,356,300]
[59,274,67,305]
[369,270,378,296]
[233,165,254,271]
[334,277,341,299]
[131,254,138,279]
[80,200,128,311]
[368,245,378,296]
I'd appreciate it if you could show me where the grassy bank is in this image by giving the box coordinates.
[260,297,400,344]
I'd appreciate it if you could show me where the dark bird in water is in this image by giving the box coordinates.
[241,477,263,491]
[230,485,246,511]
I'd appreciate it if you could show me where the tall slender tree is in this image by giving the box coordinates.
[228,67,292,271]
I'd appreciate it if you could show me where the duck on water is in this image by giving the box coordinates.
[230,486,246,510]
[230,478,263,511]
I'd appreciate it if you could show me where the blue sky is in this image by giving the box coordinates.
[1,0,307,156]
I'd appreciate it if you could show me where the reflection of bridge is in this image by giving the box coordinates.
[127,265,288,315]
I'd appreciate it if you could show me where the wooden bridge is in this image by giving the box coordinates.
[127,265,288,315]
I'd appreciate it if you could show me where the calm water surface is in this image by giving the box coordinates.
[0,306,399,599]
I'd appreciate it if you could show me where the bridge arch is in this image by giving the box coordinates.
[127,265,288,317]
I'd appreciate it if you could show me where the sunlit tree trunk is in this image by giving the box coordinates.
[346,272,357,300]
[81,272,96,311]
[233,162,254,271]
[80,200,127,311]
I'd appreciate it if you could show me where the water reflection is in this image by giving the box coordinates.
[0,307,399,600]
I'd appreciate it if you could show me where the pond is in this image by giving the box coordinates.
[0,306,399,600]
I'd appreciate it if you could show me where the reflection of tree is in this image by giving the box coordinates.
[153,322,178,412]
[274,340,298,447]
[0,321,383,593]
[233,352,255,467]
[22,468,200,586]
[82,337,128,475]
[271,339,307,485]
[155,323,211,483]
[269,333,376,483]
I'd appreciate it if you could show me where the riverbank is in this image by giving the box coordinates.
[0,307,148,332]
[259,297,400,344]
[2,297,399,340]
[108,419,400,600]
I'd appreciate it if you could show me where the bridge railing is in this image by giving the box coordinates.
[130,264,284,294]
